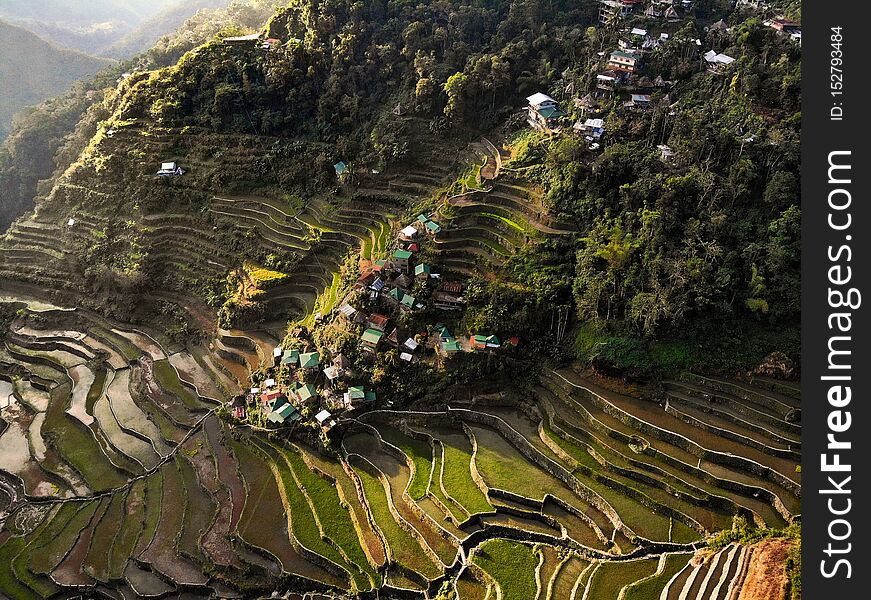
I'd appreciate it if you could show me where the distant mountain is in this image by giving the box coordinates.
[0,0,219,56]
[102,0,230,59]
[0,19,112,140]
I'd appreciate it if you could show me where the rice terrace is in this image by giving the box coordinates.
[0,0,802,598]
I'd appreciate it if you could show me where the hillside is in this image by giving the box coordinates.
[0,0,801,598]
[0,0,285,233]
[0,0,178,55]
[101,0,231,59]
[0,20,112,140]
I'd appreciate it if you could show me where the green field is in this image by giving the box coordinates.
[472,539,538,600]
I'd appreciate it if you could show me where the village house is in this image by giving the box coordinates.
[599,0,643,24]
[708,19,728,34]
[768,19,801,38]
[333,354,351,372]
[361,328,384,351]
[414,263,432,280]
[404,337,419,352]
[400,294,417,311]
[704,50,736,73]
[574,118,605,139]
[293,383,318,405]
[338,303,358,322]
[344,386,376,408]
[627,94,652,109]
[526,92,567,132]
[231,395,247,420]
[315,409,337,432]
[607,50,642,74]
[260,389,282,406]
[471,335,502,350]
[261,38,281,50]
[281,348,300,367]
[433,291,464,310]
[392,249,413,273]
[574,94,598,116]
[424,220,442,235]
[268,403,301,425]
[157,161,185,176]
[596,71,618,95]
[385,287,404,306]
[222,33,261,44]
[323,365,341,384]
[268,395,301,425]
[334,161,349,180]
[436,325,462,355]
[367,313,390,332]
[658,144,676,162]
[299,351,321,373]
[400,224,419,241]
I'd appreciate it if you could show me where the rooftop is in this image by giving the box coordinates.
[362,329,384,345]
[299,351,320,369]
[527,92,556,106]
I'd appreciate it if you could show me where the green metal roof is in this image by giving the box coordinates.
[610,50,641,60]
[281,348,299,365]
[388,287,404,301]
[297,384,317,401]
[299,351,320,368]
[424,220,441,232]
[276,403,298,418]
[348,386,365,399]
[415,263,431,275]
[416,214,429,223]
[364,391,377,402]
[443,341,461,352]
[400,294,416,308]
[393,249,413,260]
[537,106,567,119]
[269,396,289,411]
[362,329,384,345]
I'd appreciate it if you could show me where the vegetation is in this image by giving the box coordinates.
[0,20,110,141]
[472,539,539,600]
[0,0,802,597]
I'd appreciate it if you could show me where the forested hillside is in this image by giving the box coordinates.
[0,2,802,598]
[0,0,179,55]
[0,20,111,140]
[0,0,285,232]
[45,0,799,374]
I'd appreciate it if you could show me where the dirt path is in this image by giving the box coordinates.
[736,539,795,600]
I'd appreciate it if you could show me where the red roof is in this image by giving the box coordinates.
[442,281,464,294]
[260,390,282,404]
[407,243,420,252]
[368,313,390,329]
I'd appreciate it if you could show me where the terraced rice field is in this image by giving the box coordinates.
[0,296,802,599]
[0,133,799,598]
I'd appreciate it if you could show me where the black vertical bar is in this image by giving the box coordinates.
[802,0,866,597]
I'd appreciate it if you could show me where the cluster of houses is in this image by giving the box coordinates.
[226,202,518,433]
[229,343,380,435]
[599,0,695,25]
